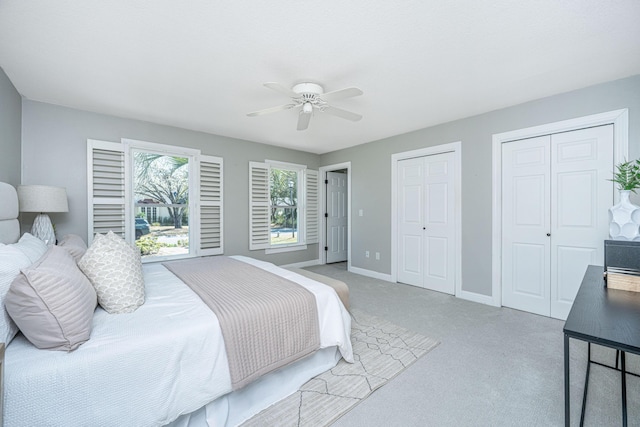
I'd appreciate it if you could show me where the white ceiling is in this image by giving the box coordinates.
[1,1,639,154]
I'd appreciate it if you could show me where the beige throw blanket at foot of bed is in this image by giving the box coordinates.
[163,256,321,390]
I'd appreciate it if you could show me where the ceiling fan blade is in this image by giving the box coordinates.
[247,104,296,117]
[321,87,363,102]
[322,105,362,122]
[297,112,312,131]
[264,82,298,98]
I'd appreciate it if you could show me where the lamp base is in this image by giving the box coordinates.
[31,213,56,246]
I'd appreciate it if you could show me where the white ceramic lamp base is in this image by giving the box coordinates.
[31,213,56,246]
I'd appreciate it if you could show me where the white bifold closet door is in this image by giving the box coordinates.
[502,125,613,319]
[397,151,455,294]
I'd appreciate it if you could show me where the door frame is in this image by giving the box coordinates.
[491,109,629,307]
[391,141,462,296]
[318,162,352,269]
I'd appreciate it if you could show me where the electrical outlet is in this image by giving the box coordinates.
[375,252,380,260]
[365,251,370,258]
[359,209,364,217]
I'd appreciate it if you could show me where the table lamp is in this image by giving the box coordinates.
[17,185,69,246]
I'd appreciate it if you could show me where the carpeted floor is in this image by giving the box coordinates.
[242,309,439,426]
[303,262,640,427]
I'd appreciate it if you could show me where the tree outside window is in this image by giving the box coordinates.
[133,152,190,257]
[270,168,298,245]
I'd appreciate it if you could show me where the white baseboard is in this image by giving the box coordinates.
[349,266,394,282]
[457,289,498,307]
[280,259,321,269]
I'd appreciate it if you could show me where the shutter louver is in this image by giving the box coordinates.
[305,169,319,244]
[87,141,126,242]
[198,156,223,255]
[249,162,270,250]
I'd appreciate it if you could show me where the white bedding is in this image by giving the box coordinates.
[4,257,352,427]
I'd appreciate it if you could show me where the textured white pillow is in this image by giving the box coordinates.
[6,246,97,351]
[78,231,145,314]
[13,233,48,263]
[0,245,32,344]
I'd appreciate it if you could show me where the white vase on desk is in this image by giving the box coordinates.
[609,190,640,240]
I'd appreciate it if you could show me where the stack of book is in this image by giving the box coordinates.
[605,267,640,292]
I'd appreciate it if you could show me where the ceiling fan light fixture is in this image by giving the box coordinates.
[247,81,363,130]
[302,102,313,114]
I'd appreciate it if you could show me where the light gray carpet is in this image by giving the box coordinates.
[241,309,439,427]
[303,262,640,427]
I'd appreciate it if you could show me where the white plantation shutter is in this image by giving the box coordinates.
[249,162,270,250]
[87,140,127,243]
[198,155,223,256]
[304,169,319,244]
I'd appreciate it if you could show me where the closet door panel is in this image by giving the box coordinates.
[502,136,551,316]
[397,158,425,287]
[550,125,614,319]
[423,152,456,294]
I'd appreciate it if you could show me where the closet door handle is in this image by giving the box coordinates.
[546,233,551,237]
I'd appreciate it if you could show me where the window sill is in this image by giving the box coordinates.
[265,244,308,255]
[141,253,196,263]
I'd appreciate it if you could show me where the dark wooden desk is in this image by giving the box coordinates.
[564,265,640,426]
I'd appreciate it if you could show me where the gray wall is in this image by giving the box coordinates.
[0,67,21,186]
[21,100,320,265]
[320,74,640,298]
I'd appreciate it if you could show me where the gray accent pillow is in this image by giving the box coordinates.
[58,234,88,262]
[78,231,145,314]
[6,245,97,351]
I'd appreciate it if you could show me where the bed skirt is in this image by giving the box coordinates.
[167,346,341,427]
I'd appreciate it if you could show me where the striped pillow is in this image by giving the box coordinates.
[6,246,97,351]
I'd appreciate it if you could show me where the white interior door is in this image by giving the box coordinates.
[397,152,456,294]
[550,125,613,319]
[326,171,348,263]
[502,136,551,316]
[423,152,456,294]
[502,125,614,319]
[397,157,424,286]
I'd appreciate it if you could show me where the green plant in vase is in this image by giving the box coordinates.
[610,160,640,192]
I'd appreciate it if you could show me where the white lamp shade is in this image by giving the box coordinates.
[17,185,69,213]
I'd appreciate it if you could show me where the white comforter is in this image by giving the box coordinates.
[4,257,352,427]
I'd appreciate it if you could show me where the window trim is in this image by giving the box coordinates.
[125,139,198,262]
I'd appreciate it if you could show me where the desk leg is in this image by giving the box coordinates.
[621,351,627,427]
[565,334,570,427]
[580,343,591,426]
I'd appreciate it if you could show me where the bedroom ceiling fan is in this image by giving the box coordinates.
[247,82,363,131]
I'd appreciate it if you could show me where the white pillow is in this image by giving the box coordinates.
[13,233,48,263]
[78,231,145,314]
[0,245,32,344]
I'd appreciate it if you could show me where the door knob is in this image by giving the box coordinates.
[546,233,551,237]
[423,227,426,230]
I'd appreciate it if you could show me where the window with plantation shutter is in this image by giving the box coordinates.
[304,169,319,244]
[87,139,224,261]
[198,155,223,256]
[249,162,270,250]
[87,140,127,243]
[249,160,319,252]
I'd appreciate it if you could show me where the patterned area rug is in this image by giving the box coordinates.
[241,309,440,427]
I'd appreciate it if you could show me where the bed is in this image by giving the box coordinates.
[0,182,353,426]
